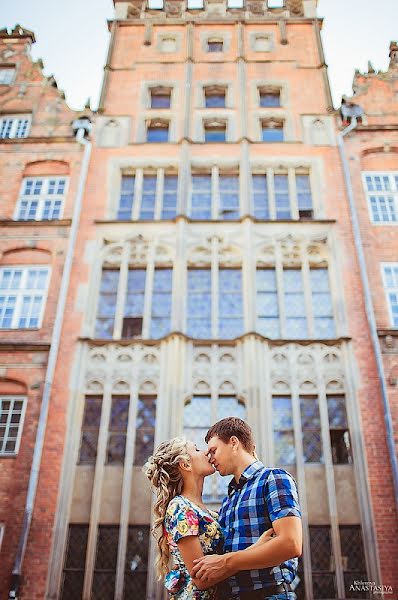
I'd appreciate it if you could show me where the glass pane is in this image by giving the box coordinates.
[300,397,323,462]
[204,128,226,142]
[252,174,269,219]
[147,126,168,142]
[117,176,135,220]
[187,270,211,338]
[262,125,284,143]
[274,174,290,218]
[95,270,119,338]
[219,175,239,219]
[296,174,312,210]
[140,175,157,219]
[184,397,212,428]
[191,174,212,219]
[260,92,280,107]
[134,396,156,466]
[274,431,295,465]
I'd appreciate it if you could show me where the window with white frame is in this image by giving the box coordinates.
[382,263,398,327]
[0,114,30,139]
[252,169,313,220]
[14,177,67,221]
[227,0,244,7]
[187,0,204,8]
[0,267,50,329]
[148,0,163,8]
[95,267,173,340]
[362,172,398,223]
[256,267,335,339]
[267,0,284,7]
[190,169,239,220]
[187,267,243,339]
[184,395,246,499]
[0,396,26,455]
[0,68,15,85]
[116,172,178,220]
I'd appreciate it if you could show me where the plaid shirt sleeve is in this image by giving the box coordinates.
[264,468,301,523]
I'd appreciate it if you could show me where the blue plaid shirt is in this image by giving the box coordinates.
[218,460,301,596]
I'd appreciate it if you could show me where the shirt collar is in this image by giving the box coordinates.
[227,460,264,496]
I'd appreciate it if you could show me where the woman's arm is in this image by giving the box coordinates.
[177,536,211,590]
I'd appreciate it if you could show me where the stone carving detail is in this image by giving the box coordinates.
[192,345,240,396]
[256,235,329,266]
[165,1,182,16]
[287,0,304,16]
[248,1,265,15]
[188,242,212,266]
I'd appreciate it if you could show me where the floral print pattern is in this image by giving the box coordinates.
[164,495,224,599]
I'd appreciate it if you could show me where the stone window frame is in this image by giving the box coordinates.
[137,116,176,143]
[14,175,69,221]
[381,262,398,328]
[252,79,289,109]
[0,266,51,330]
[141,80,178,110]
[249,31,275,53]
[258,84,283,108]
[187,163,241,219]
[194,112,236,142]
[156,32,182,54]
[361,170,398,225]
[0,396,27,456]
[200,31,232,55]
[252,110,292,142]
[260,117,285,143]
[197,82,234,109]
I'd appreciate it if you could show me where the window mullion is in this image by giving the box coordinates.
[113,247,129,339]
[268,168,276,220]
[132,169,143,221]
[155,168,164,220]
[288,168,299,219]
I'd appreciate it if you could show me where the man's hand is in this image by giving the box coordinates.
[192,554,233,587]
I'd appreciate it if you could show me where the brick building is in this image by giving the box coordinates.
[1,3,398,600]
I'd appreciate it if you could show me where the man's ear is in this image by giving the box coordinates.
[230,435,240,451]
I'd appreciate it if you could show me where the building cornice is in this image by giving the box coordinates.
[0,219,72,227]
[0,342,51,351]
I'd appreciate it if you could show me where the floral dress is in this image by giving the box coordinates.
[164,495,224,600]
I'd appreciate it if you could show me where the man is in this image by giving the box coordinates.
[192,417,302,600]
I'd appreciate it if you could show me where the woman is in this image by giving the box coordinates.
[144,437,273,599]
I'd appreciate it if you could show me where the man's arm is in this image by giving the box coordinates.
[177,536,212,590]
[192,516,302,584]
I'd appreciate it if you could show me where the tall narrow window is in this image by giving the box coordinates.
[284,270,307,337]
[140,174,157,219]
[252,174,269,219]
[256,268,279,338]
[187,269,212,338]
[310,269,335,338]
[92,526,119,597]
[0,68,15,85]
[78,396,102,464]
[107,396,129,464]
[219,269,243,338]
[123,269,146,338]
[219,174,239,219]
[15,177,67,221]
[274,174,291,219]
[204,86,226,108]
[300,396,323,463]
[204,120,226,142]
[309,526,336,599]
[262,119,284,142]
[150,268,173,338]
[273,396,295,465]
[117,175,136,220]
[150,87,171,108]
[363,172,398,223]
[327,396,352,464]
[0,267,50,329]
[296,174,313,218]
[191,173,212,219]
[60,525,89,600]
[147,120,169,142]
[382,263,398,326]
[134,396,157,466]
[340,526,368,597]
[0,114,30,139]
[0,397,26,456]
[95,270,120,338]
[259,88,281,107]
[207,39,224,53]
[124,526,150,597]
[162,174,178,219]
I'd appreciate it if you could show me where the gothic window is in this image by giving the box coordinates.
[0,396,26,456]
[363,172,398,223]
[207,38,224,53]
[252,169,313,221]
[95,265,173,340]
[0,266,50,329]
[0,68,15,85]
[382,263,398,326]
[60,525,89,600]
[146,119,169,142]
[78,396,102,464]
[284,270,307,337]
[15,176,67,221]
[92,525,119,597]
[134,396,157,466]
[327,395,352,464]
[116,172,178,221]
[310,268,335,338]
[0,114,30,139]
[340,526,368,598]
[261,118,284,142]
[309,526,337,599]
[300,396,323,463]
[204,86,226,108]
[150,87,172,109]
[184,395,246,499]
[272,396,295,465]
[204,119,226,142]
[124,526,150,597]
[187,268,243,339]
[107,396,129,464]
[259,87,281,107]
[256,269,279,337]
[190,169,240,220]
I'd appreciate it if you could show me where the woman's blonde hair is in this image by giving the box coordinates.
[143,437,190,578]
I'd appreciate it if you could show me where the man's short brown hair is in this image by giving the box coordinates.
[205,417,255,454]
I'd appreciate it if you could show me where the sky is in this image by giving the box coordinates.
[2,0,398,111]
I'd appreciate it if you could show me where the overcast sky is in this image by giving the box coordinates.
[2,0,398,110]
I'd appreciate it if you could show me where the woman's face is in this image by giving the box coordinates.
[185,441,215,477]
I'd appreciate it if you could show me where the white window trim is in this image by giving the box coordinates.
[0,266,51,329]
[14,176,68,221]
[0,396,27,456]
[362,171,398,225]
[0,67,16,85]
[0,114,31,139]
[381,262,398,328]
